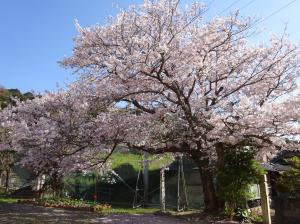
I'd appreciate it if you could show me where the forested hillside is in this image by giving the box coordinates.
[0,87,34,109]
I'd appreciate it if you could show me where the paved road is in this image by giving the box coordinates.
[0,203,197,224]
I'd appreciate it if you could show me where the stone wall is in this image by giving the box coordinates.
[275,197,300,224]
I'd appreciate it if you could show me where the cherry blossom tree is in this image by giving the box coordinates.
[60,0,300,211]
[0,88,122,194]
[1,0,299,211]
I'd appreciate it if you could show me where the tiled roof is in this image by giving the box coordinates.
[261,162,292,172]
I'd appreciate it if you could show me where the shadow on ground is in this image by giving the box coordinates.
[0,203,196,224]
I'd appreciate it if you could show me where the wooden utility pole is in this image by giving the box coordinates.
[143,153,149,206]
[259,174,272,224]
[177,155,188,211]
[177,156,181,211]
[180,156,188,210]
[94,173,98,202]
[160,167,166,213]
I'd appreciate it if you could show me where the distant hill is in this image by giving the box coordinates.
[0,88,34,109]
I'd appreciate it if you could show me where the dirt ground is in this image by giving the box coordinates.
[0,203,202,224]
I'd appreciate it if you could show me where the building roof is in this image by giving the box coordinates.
[261,163,292,172]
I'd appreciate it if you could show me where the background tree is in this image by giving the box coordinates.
[0,150,15,191]
[0,87,34,190]
[0,88,118,194]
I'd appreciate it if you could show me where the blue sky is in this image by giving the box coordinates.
[0,0,299,93]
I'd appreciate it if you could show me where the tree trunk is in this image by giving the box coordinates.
[215,143,226,211]
[191,153,218,212]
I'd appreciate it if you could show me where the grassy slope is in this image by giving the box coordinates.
[64,152,174,191]
[110,152,173,171]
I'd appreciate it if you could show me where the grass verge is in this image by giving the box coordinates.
[0,197,19,203]
[107,207,159,214]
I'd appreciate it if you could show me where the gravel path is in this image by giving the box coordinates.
[0,203,197,224]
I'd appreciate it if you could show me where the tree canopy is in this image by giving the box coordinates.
[1,0,300,211]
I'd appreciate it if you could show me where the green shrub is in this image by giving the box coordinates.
[250,212,263,223]
[235,207,250,222]
[276,156,300,198]
[34,197,111,212]
[93,204,112,212]
[217,147,265,220]
[0,187,7,195]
